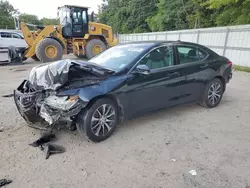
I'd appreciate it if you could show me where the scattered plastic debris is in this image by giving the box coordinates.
[0,127,3,132]
[0,179,12,187]
[43,143,65,159]
[29,132,56,148]
[2,94,14,98]
[29,132,65,159]
[189,170,197,176]
[172,159,176,162]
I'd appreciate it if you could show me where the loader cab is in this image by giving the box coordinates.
[58,5,89,38]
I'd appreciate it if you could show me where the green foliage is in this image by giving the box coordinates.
[19,13,41,25]
[233,65,250,73]
[206,0,250,26]
[1,0,250,33]
[40,18,59,25]
[0,1,58,29]
[98,0,157,33]
[0,0,18,29]
[98,0,250,33]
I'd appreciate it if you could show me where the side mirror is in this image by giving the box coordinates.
[135,64,150,75]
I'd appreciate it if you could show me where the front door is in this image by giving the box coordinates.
[71,8,89,37]
[126,45,186,117]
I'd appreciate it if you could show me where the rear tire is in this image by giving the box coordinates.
[77,98,118,142]
[36,38,63,63]
[200,78,224,108]
[85,39,107,59]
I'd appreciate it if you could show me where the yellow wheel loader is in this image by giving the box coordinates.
[20,5,118,62]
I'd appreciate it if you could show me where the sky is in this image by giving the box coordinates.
[7,0,103,18]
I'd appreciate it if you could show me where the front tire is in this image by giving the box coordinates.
[200,78,224,108]
[77,98,118,142]
[36,38,63,63]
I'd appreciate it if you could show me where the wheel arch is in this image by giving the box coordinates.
[213,76,226,92]
[85,94,124,123]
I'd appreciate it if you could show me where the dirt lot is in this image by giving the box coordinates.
[0,56,250,188]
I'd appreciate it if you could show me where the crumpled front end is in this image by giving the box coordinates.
[14,80,85,126]
[14,59,109,127]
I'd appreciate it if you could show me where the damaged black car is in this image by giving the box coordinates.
[14,41,233,142]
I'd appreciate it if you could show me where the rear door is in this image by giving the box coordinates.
[126,45,186,116]
[174,44,210,103]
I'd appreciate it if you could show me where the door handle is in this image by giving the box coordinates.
[200,64,209,69]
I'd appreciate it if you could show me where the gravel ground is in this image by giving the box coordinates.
[0,57,250,188]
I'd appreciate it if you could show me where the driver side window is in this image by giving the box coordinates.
[139,46,173,70]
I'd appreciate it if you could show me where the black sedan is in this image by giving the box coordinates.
[14,41,233,142]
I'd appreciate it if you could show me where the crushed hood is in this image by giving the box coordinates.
[28,59,113,90]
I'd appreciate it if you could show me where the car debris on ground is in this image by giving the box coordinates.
[0,127,3,132]
[29,132,65,159]
[0,179,12,187]
[43,143,65,159]
[29,132,56,148]
[2,94,14,98]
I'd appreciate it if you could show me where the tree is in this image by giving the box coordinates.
[19,13,41,25]
[204,0,250,26]
[0,0,18,29]
[40,18,58,25]
[98,0,157,33]
[147,0,195,31]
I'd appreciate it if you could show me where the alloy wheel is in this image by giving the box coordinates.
[208,83,222,105]
[91,104,116,136]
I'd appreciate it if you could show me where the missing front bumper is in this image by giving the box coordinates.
[14,80,85,126]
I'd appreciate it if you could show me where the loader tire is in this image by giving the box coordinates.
[36,38,63,63]
[85,39,107,59]
[31,55,40,61]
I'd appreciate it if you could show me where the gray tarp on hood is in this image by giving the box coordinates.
[28,59,72,90]
[28,59,111,91]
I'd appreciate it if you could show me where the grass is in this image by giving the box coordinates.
[233,65,250,73]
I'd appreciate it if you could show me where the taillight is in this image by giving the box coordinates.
[228,60,233,67]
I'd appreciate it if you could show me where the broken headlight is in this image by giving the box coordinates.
[44,95,80,111]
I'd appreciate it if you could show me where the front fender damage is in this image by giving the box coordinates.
[14,80,86,128]
[14,60,111,129]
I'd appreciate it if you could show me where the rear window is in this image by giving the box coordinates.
[177,46,208,64]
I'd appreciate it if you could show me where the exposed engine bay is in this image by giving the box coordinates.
[14,59,112,128]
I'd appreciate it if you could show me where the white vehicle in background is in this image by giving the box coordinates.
[0,30,27,48]
[0,30,27,63]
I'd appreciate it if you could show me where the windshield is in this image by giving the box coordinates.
[88,44,152,72]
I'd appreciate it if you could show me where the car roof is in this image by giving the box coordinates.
[123,40,202,46]
[121,40,217,55]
